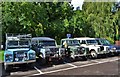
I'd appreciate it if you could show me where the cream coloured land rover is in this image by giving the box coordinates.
[75,37,109,58]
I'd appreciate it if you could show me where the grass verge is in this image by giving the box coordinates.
[0,50,4,61]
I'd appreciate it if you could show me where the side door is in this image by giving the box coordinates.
[96,39,101,45]
[31,40,40,56]
[80,40,87,46]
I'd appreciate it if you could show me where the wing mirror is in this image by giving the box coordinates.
[1,45,3,50]
[86,43,88,46]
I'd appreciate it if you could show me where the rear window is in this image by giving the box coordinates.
[86,40,98,45]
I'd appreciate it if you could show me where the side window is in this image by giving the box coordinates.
[96,40,101,45]
[31,40,38,49]
[39,41,43,45]
[80,40,86,44]
[66,40,72,45]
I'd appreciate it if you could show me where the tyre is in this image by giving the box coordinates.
[37,53,46,65]
[104,54,108,58]
[4,64,11,76]
[82,56,87,61]
[109,52,115,57]
[114,52,119,56]
[4,65,12,72]
[90,51,98,59]
[105,53,109,57]
[58,58,64,64]
[107,52,113,57]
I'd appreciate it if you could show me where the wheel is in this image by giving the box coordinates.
[107,52,113,57]
[110,52,115,56]
[45,57,53,66]
[4,64,11,76]
[58,58,64,64]
[82,56,87,61]
[90,51,97,59]
[105,53,109,57]
[114,52,119,56]
[38,58,46,65]
[37,53,46,65]
[4,65,12,72]
[104,54,108,58]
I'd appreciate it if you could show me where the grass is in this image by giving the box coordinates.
[0,50,4,61]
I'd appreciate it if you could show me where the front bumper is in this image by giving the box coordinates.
[97,51,109,55]
[109,49,116,53]
[46,54,59,57]
[73,54,87,57]
[4,60,36,65]
[116,50,120,53]
[46,56,63,62]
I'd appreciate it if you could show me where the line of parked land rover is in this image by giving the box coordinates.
[4,33,120,71]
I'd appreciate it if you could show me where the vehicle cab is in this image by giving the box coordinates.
[4,34,36,71]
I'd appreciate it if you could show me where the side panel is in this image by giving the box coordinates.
[28,49,36,60]
[4,51,13,62]
[40,48,46,58]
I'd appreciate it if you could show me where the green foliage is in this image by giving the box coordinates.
[82,2,119,42]
[2,2,120,44]
[106,37,114,44]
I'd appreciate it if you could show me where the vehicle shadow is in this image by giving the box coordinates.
[8,64,34,73]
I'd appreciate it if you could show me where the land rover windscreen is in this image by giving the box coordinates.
[38,40,56,47]
[61,39,80,46]
[7,40,30,49]
[95,38,110,45]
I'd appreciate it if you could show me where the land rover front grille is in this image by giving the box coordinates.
[106,47,109,52]
[75,47,85,55]
[45,48,58,57]
[100,46,104,51]
[13,51,28,62]
[49,48,59,54]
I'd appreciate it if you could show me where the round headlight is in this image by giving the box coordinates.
[82,48,85,51]
[15,58,19,61]
[112,47,116,50]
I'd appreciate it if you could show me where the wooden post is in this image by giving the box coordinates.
[115,41,120,46]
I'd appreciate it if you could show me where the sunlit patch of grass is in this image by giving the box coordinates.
[0,50,4,61]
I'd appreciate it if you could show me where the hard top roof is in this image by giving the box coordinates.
[6,33,31,40]
[74,37,96,40]
[32,37,55,41]
[95,38,106,40]
[61,38,77,41]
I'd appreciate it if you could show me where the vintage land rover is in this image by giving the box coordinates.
[31,37,65,64]
[75,37,109,58]
[4,34,36,71]
[61,38,89,60]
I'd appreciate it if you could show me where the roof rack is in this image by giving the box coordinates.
[31,37,55,41]
[6,33,32,40]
